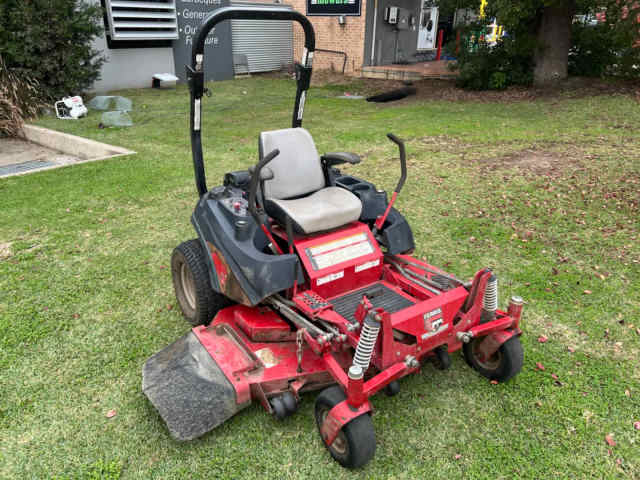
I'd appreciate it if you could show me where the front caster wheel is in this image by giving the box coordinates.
[314,386,376,469]
[463,335,524,382]
[384,380,400,396]
[432,345,452,370]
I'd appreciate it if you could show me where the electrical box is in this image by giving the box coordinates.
[384,6,399,25]
[397,8,410,30]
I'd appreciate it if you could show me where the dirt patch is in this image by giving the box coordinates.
[0,242,12,259]
[482,149,582,176]
[306,70,640,104]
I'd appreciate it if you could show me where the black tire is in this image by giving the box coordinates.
[463,336,524,382]
[384,380,400,396]
[314,386,376,469]
[433,345,452,370]
[171,239,229,326]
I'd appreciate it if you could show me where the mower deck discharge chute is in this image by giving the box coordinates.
[142,6,525,469]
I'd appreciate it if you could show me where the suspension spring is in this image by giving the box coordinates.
[352,314,381,371]
[483,275,498,313]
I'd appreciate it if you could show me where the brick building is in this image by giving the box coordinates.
[252,0,444,76]
[93,0,447,91]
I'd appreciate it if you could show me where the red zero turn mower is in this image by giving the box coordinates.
[142,6,525,469]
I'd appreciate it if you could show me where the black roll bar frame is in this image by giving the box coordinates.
[187,6,316,198]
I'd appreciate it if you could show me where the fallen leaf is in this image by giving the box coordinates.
[538,335,548,343]
[106,409,117,418]
[536,362,545,371]
[605,434,616,447]
[535,401,543,407]
[584,290,592,295]
[625,389,631,397]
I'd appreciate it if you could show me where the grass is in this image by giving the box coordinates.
[1,74,639,479]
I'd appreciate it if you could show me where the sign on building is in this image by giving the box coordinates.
[306,0,361,16]
[173,0,234,82]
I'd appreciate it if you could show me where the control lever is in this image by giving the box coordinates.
[373,133,407,234]
[248,148,282,254]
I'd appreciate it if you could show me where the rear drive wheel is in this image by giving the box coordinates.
[314,386,376,469]
[463,336,523,382]
[171,239,229,326]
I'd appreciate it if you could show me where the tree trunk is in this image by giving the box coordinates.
[533,2,574,86]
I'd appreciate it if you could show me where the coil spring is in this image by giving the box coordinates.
[353,320,380,371]
[483,276,498,312]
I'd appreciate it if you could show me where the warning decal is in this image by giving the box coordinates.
[317,270,344,286]
[306,233,374,270]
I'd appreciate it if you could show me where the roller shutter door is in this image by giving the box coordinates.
[231,2,294,73]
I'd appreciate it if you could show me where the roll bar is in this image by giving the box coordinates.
[187,6,316,197]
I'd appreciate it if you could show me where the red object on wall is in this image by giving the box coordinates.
[436,29,444,60]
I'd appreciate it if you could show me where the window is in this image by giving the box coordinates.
[104,0,179,41]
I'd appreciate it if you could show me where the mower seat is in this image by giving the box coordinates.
[260,128,362,235]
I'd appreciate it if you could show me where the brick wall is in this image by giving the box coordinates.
[246,0,368,74]
[288,0,367,74]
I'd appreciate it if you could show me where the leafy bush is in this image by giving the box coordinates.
[0,56,43,137]
[451,31,534,90]
[0,0,105,100]
[570,21,640,79]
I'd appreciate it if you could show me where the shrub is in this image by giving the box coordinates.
[570,21,640,79]
[0,55,43,137]
[451,30,534,90]
[0,0,105,101]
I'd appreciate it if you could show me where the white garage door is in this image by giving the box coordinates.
[231,2,294,73]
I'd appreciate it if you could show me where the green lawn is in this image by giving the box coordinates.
[1,75,639,479]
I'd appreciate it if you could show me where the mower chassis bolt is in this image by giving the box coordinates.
[457,331,473,343]
[404,355,419,369]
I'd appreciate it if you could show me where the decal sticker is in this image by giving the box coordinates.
[297,91,306,120]
[211,250,228,291]
[421,309,448,340]
[194,98,201,131]
[316,270,344,286]
[423,308,442,321]
[307,233,374,270]
[355,259,380,273]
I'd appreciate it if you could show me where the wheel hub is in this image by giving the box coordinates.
[473,340,502,370]
[180,263,196,310]
[321,409,347,455]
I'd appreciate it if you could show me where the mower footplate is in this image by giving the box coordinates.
[142,331,245,441]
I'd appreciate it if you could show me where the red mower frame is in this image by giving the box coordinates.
[142,5,526,471]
